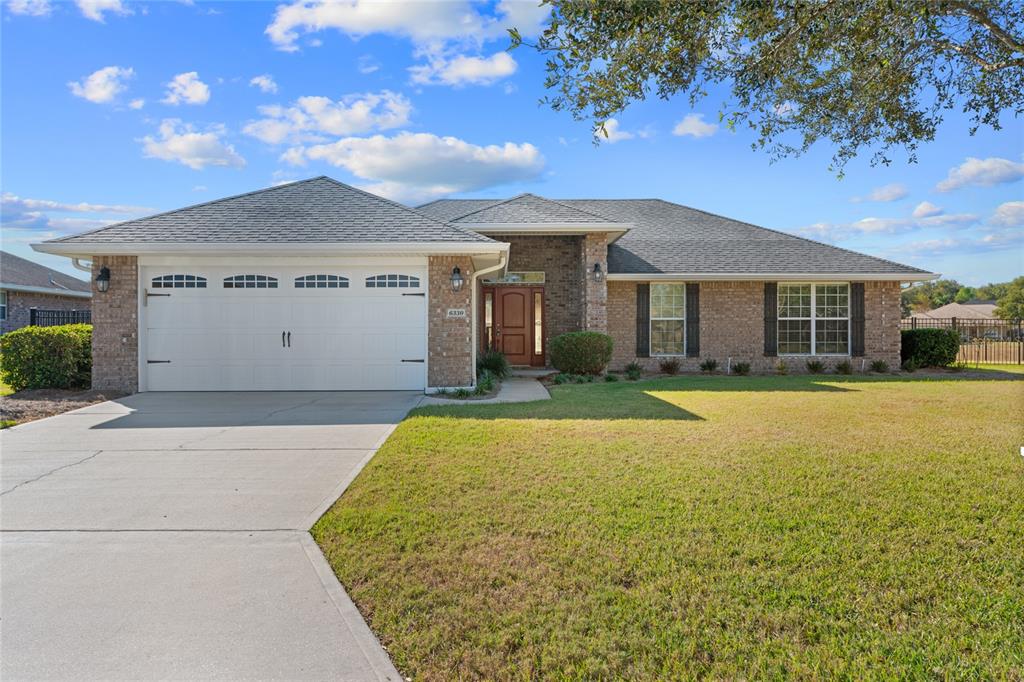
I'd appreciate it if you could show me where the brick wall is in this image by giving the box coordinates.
[580,232,608,332]
[91,256,138,392]
[608,280,903,373]
[427,255,475,387]
[1,290,90,334]
[497,235,582,351]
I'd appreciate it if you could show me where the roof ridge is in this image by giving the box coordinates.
[51,176,332,243]
[649,198,931,274]
[533,195,618,223]
[446,194,529,222]
[451,193,617,223]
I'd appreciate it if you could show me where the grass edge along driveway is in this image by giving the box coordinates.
[314,374,1024,680]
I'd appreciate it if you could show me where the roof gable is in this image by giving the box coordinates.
[0,251,90,293]
[49,177,494,244]
[447,194,616,224]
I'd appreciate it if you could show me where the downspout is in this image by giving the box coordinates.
[71,258,92,273]
[470,253,507,386]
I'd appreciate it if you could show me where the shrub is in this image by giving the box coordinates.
[902,358,919,373]
[775,361,788,375]
[453,387,472,399]
[806,359,825,374]
[869,359,889,373]
[732,361,751,376]
[0,323,92,392]
[624,362,642,381]
[604,373,619,382]
[553,373,570,385]
[658,358,681,375]
[836,360,853,375]
[549,332,614,375]
[699,358,718,374]
[475,370,496,395]
[477,349,509,379]
[901,328,959,368]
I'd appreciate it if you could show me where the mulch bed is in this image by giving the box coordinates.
[0,388,126,426]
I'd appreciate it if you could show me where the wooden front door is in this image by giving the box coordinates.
[484,286,544,366]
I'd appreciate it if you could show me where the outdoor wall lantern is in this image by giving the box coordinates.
[95,266,111,293]
[451,266,464,292]
[592,263,603,282]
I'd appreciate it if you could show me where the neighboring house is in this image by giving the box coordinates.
[33,177,935,393]
[0,250,91,334]
[910,300,998,320]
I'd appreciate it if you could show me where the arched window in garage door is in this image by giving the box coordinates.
[223,274,278,289]
[151,274,207,289]
[365,274,420,288]
[294,274,349,289]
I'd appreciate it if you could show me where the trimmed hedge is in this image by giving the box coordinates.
[900,328,959,368]
[549,331,613,375]
[0,324,92,392]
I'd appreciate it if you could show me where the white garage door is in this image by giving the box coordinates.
[142,265,427,391]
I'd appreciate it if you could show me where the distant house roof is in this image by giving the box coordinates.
[419,196,933,278]
[0,250,91,297]
[911,301,998,320]
[45,177,495,245]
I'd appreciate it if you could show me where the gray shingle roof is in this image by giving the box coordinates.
[418,197,930,276]
[444,193,617,224]
[0,250,91,293]
[50,177,494,244]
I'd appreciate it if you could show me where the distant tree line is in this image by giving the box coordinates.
[902,276,1024,321]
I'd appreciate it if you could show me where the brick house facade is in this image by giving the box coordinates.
[0,290,91,334]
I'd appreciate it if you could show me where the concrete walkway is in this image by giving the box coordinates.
[1,392,415,681]
[420,376,551,406]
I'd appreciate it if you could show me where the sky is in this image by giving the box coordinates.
[2,0,1022,287]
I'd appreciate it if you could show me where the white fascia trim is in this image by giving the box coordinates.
[607,272,939,282]
[0,283,92,298]
[32,241,508,258]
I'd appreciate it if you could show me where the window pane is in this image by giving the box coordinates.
[816,319,849,354]
[778,319,811,354]
[778,284,811,318]
[651,319,684,355]
[650,283,685,319]
[534,292,543,355]
[815,284,849,318]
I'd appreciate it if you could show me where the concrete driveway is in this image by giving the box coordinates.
[1,391,420,681]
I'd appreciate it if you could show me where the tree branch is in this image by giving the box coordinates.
[949,1,1024,54]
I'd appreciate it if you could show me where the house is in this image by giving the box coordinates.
[910,300,998,320]
[0,250,91,334]
[32,177,935,393]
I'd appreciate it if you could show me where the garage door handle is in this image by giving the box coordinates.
[402,293,425,297]
[282,331,286,347]
[147,360,171,364]
[287,331,291,347]
[401,359,425,363]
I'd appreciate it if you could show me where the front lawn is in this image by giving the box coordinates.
[314,374,1024,679]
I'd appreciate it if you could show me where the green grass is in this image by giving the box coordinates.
[964,363,1024,375]
[314,374,1024,680]
[0,376,12,396]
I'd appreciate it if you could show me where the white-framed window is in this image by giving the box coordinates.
[778,283,850,355]
[223,274,278,289]
[0,291,6,320]
[151,274,207,289]
[365,274,419,288]
[650,282,685,356]
[294,274,349,289]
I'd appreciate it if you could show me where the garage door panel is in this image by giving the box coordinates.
[143,265,426,391]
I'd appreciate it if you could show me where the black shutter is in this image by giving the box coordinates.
[851,282,865,357]
[636,283,650,358]
[764,282,778,357]
[685,283,700,357]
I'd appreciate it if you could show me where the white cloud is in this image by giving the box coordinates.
[893,230,1024,257]
[409,51,517,87]
[936,156,1024,192]
[140,119,245,170]
[672,113,717,138]
[75,0,131,22]
[357,54,380,74]
[988,201,1024,228]
[243,90,412,144]
[192,185,207,192]
[285,131,544,203]
[794,210,977,242]
[851,183,908,203]
[265,0,548,52]
[68,66,133,104]
[1,192,151,234]
[128,98,145,110]
[6,0,51,16]
[600,118,635,143]
[911,201,943,218]
[162,72,211,106]
[249,74,278,94]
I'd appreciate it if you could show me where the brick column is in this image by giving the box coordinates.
[428,255,475,388]
[865,280,902,368]
[580,232,608,332]
[91,256,139,393]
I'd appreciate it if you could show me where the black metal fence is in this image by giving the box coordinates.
[900,317,1023,364]
[29,308,92,326]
